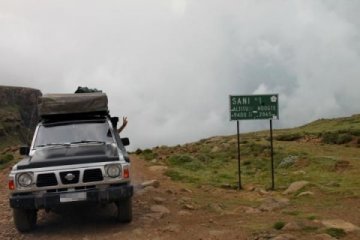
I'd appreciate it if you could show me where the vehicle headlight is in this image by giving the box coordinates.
[17,172,33,187]
[106,164,121,178]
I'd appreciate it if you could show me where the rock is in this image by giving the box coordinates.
[208,203,224,213]
[271,234,296,240]
[180,188,193,193]
[166,189,175,194]
[132,228,144,236]
[153,197,166,204]
[283,181,309,195]
[180,196,192,202]
[183,204,196,210]
[325,181,340,187]
[177,210,192,216]
[259,197,290,212]
[150,159,158,164]
[313,234,337,240]
[321,219,360,233]
[282,221,302,231]
[257,188,270,195]
[162,224,181,233]
[135,186,155,196]
[292,170,306,175]
[297,191,314,197]
[149,166,168,172]
[141,180,160,188]
[243,184,256,191]
[150,205,170,215]
[243,206,261,214]
[211,146,221,153]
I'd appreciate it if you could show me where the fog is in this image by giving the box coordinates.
[1,0,360,149]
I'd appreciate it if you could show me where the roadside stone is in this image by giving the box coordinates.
[325,181,340,187]
[292,170,306,175]
[132,228,144,236]
[183,204,196,210]
[177,210,192,216]
[243,206,261,214]
[271,234,296,240]
[297,191,314,197]
[180,188,193,193]
[162,224,181,233]
[153,197,166,204]
[321,219,360,233]
[282,221,302,231]
[283,181,309,195]
[141,180,160,188]
[259,197,289,212]
[243,184,256,191]
[150,205,170,215]
[313,234,337,240]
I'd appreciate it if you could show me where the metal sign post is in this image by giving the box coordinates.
[229,94,279,190]
[237,120,242,190]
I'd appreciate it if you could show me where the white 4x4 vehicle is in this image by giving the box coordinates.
[8,93,133,232]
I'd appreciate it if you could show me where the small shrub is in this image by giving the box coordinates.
[273,221,285,230]
[275,133,302,141]
[142,149,158,161]
[242,160,251,166]
[322,132,338,144]
[135,148,142,154]
[307,215,317,220]
[336,133,352,144]
[325,228,346,238]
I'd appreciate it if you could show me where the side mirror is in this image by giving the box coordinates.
[111,117,119,128]
[19,146,30,155]
[121,138,130,146]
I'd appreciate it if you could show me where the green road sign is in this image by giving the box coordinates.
[230,94,279,120]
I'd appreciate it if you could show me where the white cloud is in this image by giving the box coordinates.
[1,0,360,149]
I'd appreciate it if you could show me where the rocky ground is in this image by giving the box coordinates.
[1,154,359,240]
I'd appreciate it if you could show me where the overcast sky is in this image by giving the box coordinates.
[1,0,360,150]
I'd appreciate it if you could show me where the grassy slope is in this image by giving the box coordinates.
[139,114,360,196]
[137,114,360,238]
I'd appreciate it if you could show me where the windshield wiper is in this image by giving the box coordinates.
[36,143,70,148]
[69,140,106,145]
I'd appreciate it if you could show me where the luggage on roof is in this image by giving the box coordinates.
[39,93,108,117]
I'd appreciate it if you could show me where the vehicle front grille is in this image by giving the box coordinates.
[83,169,103,183]
[60,171,80,185]
[36,173,58,187]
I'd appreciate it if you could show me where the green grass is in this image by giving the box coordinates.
[142,114,360,198]
[273,221,285,230]
[325,228,346,238]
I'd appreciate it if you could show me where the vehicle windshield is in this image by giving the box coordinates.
[33,121,114,148]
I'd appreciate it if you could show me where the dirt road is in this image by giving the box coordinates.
[1,155,360,240]
[1,155,250,240]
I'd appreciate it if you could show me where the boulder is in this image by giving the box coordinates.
[321,219,360,233]
[283,181,309,195]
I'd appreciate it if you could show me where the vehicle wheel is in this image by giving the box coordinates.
[13,208,37,232]
[115,198,132,223]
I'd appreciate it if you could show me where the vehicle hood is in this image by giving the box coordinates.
[16,143,119,170]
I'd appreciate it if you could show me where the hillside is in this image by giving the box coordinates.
[134,114,360,239]
[0,86,41,147]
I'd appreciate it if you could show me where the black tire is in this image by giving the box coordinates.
[13,208,37,232]
[115,198,132,223]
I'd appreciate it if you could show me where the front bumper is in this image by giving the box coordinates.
[9,185,133,210]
